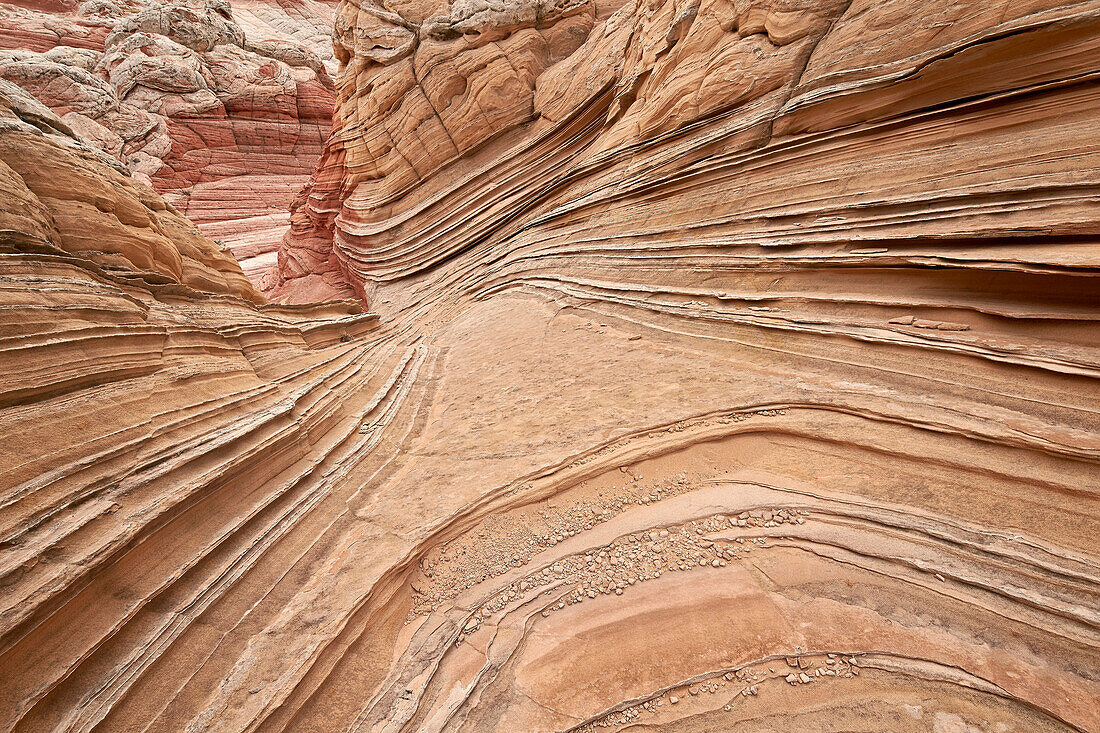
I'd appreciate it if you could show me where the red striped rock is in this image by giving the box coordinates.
[0,0,336,288]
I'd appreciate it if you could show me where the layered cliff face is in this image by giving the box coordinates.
[0,86,380,730]
[2,0,1099,732]
[0,80,262,299]
[276,0,1100,302]
[0,0,338,281]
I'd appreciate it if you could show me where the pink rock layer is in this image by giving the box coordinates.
[0,0,337,286]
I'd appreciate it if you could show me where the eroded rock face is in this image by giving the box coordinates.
[278,0,1100,299]
[0,79,261,298]
[1,0,1099,731]
[0,87,379,731]
[0,0,338,284]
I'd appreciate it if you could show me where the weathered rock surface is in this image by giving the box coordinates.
[0,0,337,284]
[2,0,1099,731]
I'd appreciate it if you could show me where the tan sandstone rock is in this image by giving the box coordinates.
[0,0,1098,731]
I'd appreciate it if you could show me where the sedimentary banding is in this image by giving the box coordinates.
[1,0,1098,730]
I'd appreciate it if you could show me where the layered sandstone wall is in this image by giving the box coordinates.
[0,0,338,282]
[278,0,1100,303]
[0,89,380,731]
[0,80,262,299]
[0,0,1098,731]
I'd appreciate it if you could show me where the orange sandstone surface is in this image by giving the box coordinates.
[1,0,1099,731]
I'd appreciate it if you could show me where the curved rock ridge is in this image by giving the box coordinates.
[0,93,381,731]
[277,0,1100,300]
[1,0,1099,731]
[0,0,338,284]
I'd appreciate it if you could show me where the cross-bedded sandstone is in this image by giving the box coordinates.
[0,0,1098,731]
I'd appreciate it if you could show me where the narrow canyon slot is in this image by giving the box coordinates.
[0,0,1097,731]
